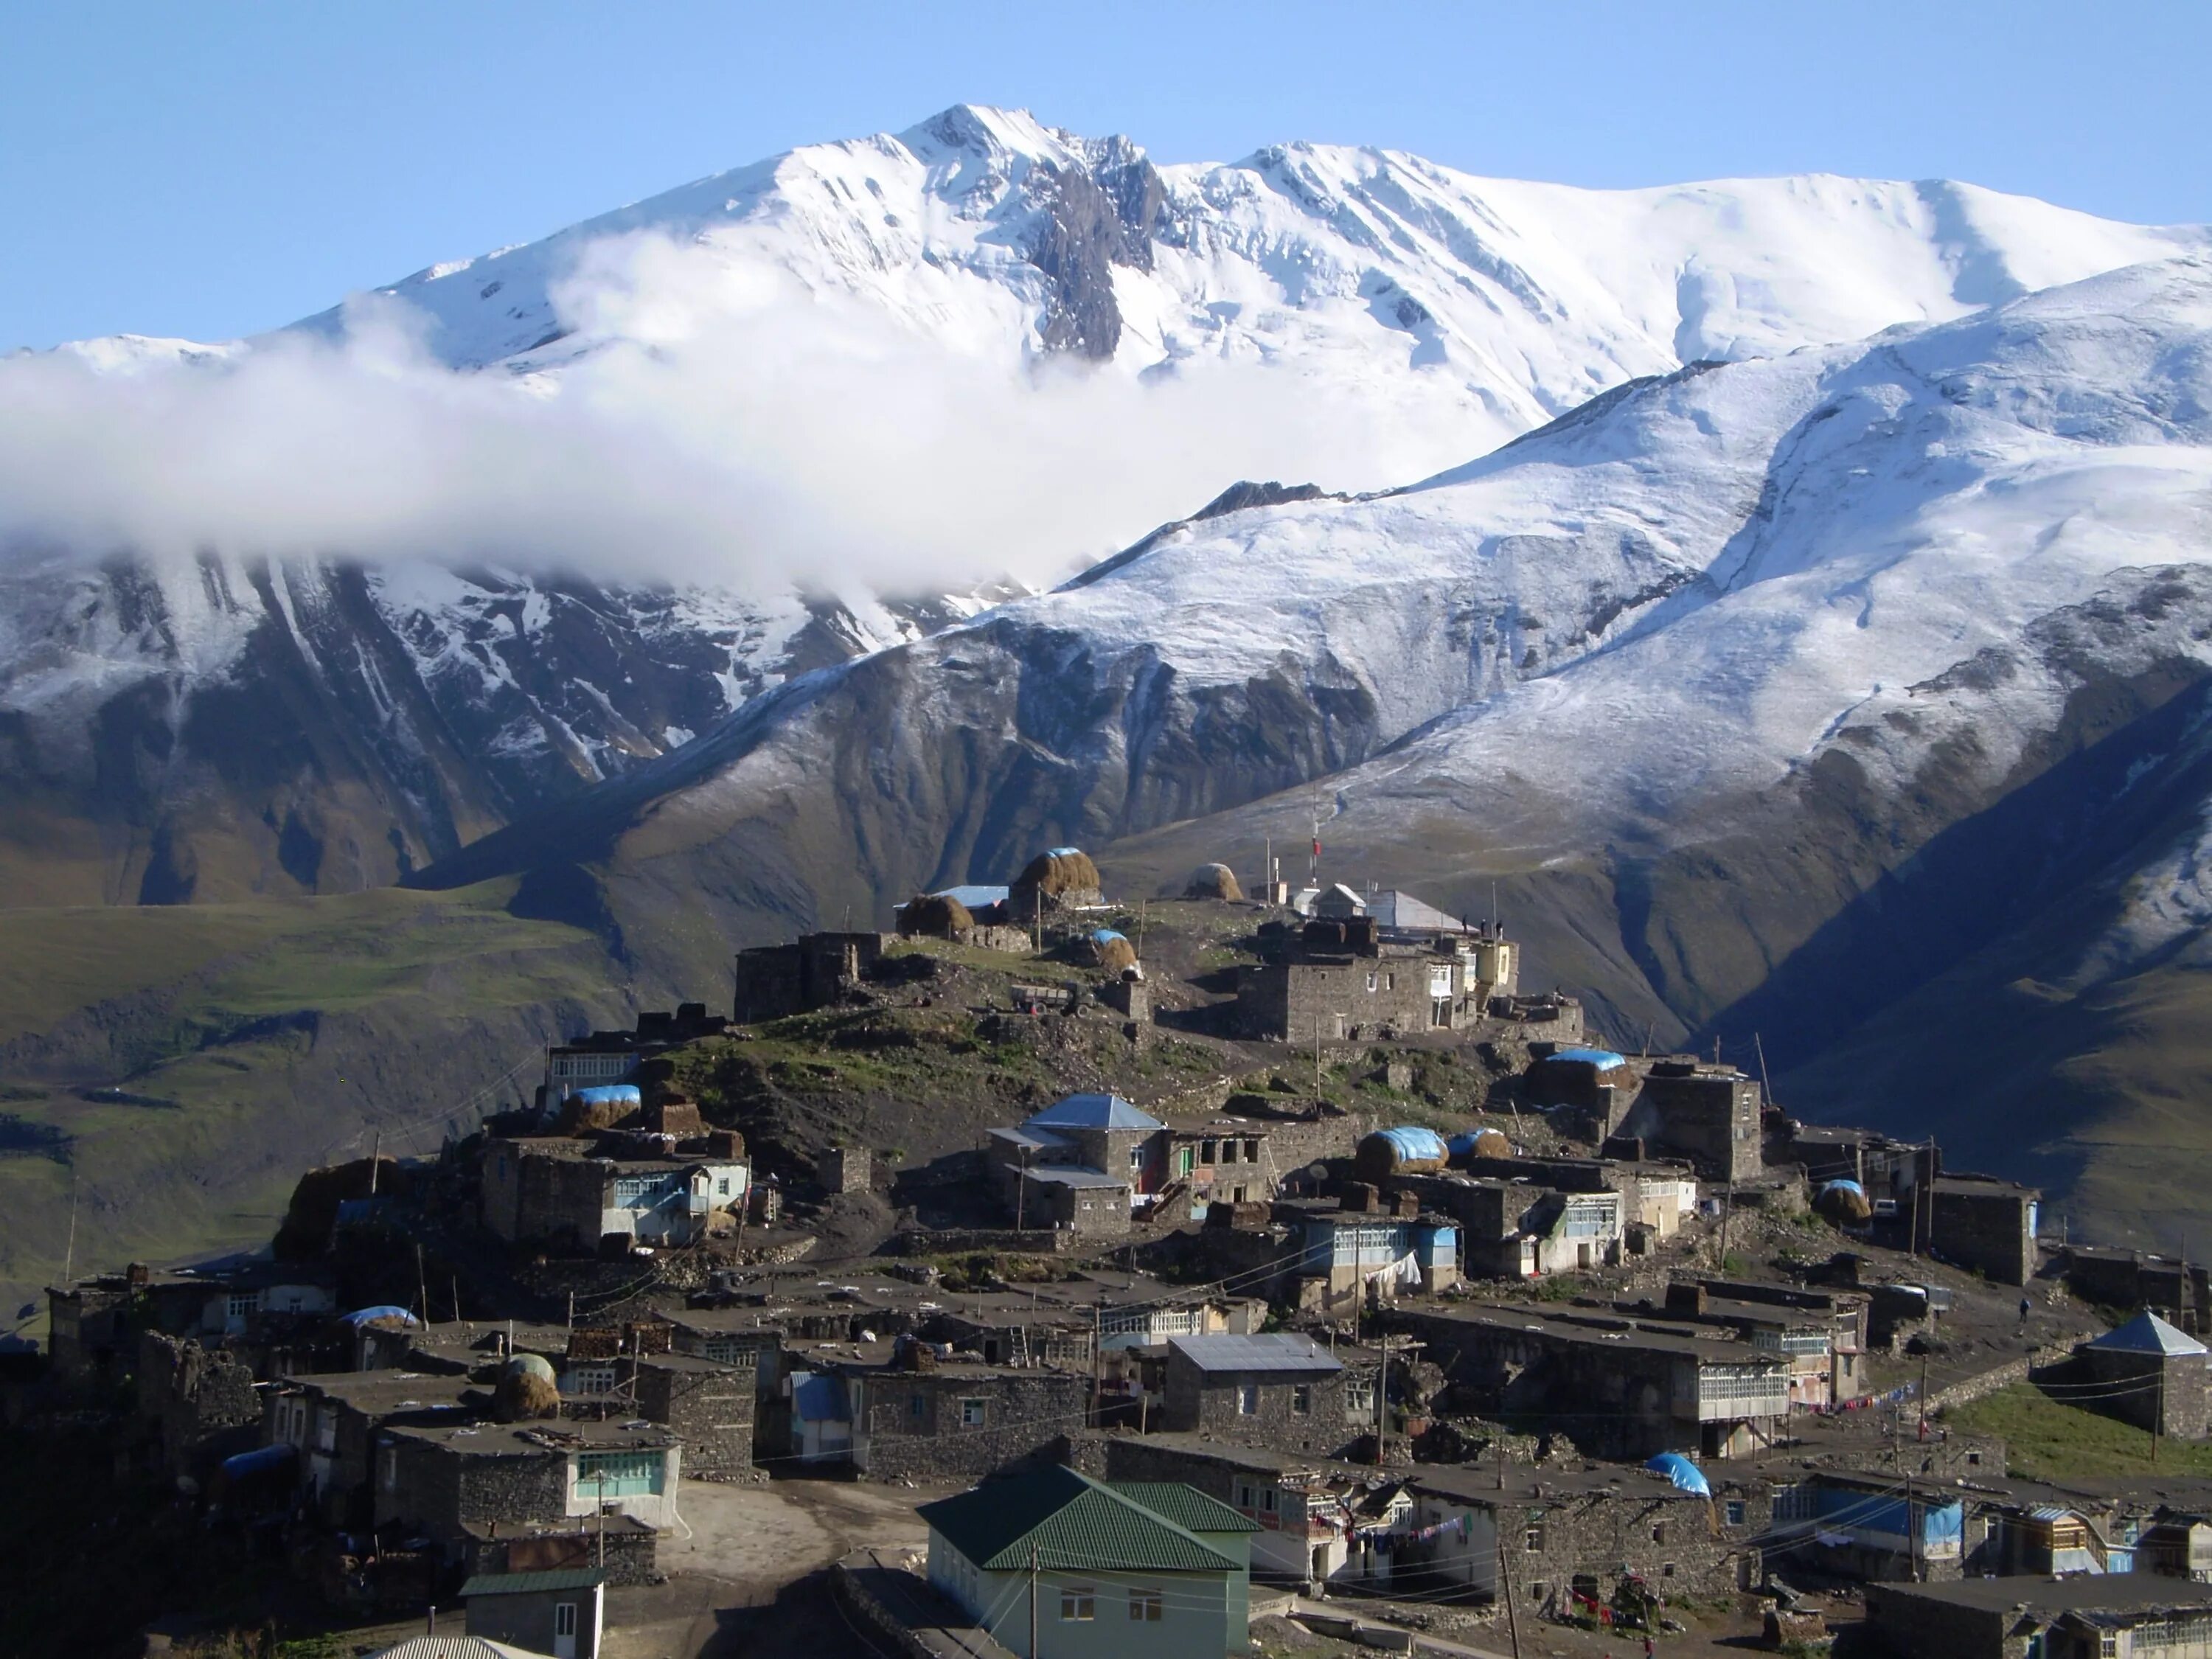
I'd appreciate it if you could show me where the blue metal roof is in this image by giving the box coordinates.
[1023,1092,1163,1131]
[2090,1311,2208,1357]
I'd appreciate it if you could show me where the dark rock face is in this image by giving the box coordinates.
[1024,144,1166,360]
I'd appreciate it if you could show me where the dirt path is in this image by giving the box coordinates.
[599,1477,950,1659]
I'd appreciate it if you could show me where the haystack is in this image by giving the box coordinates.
[557,1085,640,1135]
[1815,1180,1874,1224]
[899,892,973,938]
[495,1354,561,1421]
[1010,846,1103,912]
[1091,928,1138,975]
[1184,862,1244,901]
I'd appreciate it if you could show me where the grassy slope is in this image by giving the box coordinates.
[0,883,622,1329]
[1948,1382,2212,1483]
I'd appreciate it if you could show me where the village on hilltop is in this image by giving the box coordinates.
[26,847,2212,1659]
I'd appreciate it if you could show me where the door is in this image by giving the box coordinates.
[554,1601,577,1659]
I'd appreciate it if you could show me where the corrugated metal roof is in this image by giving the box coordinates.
[1025,1167,1129,1189]
[372,1640,550,1659]
[933,884,1011,909]
[1108,1481,1262,1534]
[919,1466,1236,1573]
[1166,1332,1344,1375]
[459,1568,605,1596]
[1024,1093,1164,1131]
[1366,890,1463,933]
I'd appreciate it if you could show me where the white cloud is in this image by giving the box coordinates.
[0,229,1452,599]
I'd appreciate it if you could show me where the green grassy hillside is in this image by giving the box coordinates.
[0,882,623,1335]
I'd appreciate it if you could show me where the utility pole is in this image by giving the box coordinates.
[1090,1303,1104,1427]
[1919,1352,1930,1439]
[1029,1542,1040,1659]
[414,1243,430,1326]
[369,1131,381,1194]
[1374,1338,1390,1467]
[1016,1146,1031,1233]
[1033,889,1042,956]
[1496,1534,1523,1659]
[567,1290,575,1337]
[61,1173,77,1286]
[1754,1032,1775,1108]
[597,1469,608,1568]
[1904,1467,1917,1582]
[1136,900,1147,961]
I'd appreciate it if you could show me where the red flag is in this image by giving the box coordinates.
[1312,838,1322,859]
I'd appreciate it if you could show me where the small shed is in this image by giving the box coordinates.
[459,1567,605,1659]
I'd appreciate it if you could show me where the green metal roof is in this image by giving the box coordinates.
[459,1568,606,1597]
[1107,1482,1262,1536]
[918,1466,1237,1574]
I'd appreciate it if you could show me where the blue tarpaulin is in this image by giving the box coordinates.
[1548,1047,1628,1069]
[1091,929,1128,946]
[1646,1453,1711,1496]
[1820,1179,1869,1200]
[1374,1126,1450,1166]
[221,1444,295,1481]
[340,1304,420,1327]
[575,1084,641,1107]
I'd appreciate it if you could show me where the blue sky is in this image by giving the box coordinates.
[4,1,2205,352]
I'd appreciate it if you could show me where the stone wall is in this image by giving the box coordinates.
[628,1357,761,1481]
[1930,1181,2038,1286]
[1863,1585,2012,1659]
[378,1439,568,1544]
[855,1368,1091,1482]
[1620,1070,1761,1183]
[137,1331,260,1475]
[483,1140,608,1248]
[1161,1355,1348,1454]
[1238,952,1478,1043]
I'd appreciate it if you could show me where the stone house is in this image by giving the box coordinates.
[1653,1280,1868,1410]
[375,1420,683,1546]
[459,1568,605,1659]
[621,1353,757,1479]
[732,931,885,1023]
[265,1371,478,1526]
[1390,1304,1789,1459]
[1289,1205,1461,1308]
[481,1138,748,1250]
[1235,922,1503,1042]
[1615,1061,1764,1183]
[1929,1174,2040,1285]
[1160,1333,1346,1452]
[2076,1312,2211,1439]
[921,1465,1252,1659]
[986,1093,1164,1237]
[1075,1433,1357,1586]
[1865,1573,2212,1659]
[137,1330,261,1477]
[846,1357,1093,1481]
[1772,1471,1968,1582]
[540,1003,727,1107]
[818,1144,871,1195]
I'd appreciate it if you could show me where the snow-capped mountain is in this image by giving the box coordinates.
[5,105,2206,906]
[399,249,2212,1239]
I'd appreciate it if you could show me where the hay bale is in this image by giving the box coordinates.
[557,1085,641,1134]
[899,892,973,938]
[495,1371,562,1425]
[1815,1180,1874,1224]
[1184,862,1244,901]
[272,1156,406,1258]
[1091,929,1138,974]
[1011,847,1102,911]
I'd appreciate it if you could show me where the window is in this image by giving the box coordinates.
[1130,1147,1145,1171]
[226,1292,257,1323]
[563,1363,617,1397]
[554,1604,577,1638]
[1966,1451,1982,1467]
[717,1178,731,1196]
[959,1398,987,1428]
[1060,1588,1095,1621]
[1385,973,1396,992]
[1237,1382,1259,1415]
[1528,1583,1548,1605]
[1651,1523,1666,1544]
[1293,1385,1312,1416]
[380,1447,397,1490]
[1176,1147,1196,1178]
[1244,1138,1260,1161]
[1525,1525,1544,1552]
[1203,1139,1218,1163]
[1366,972,1377,992]
[1128,1590,1162,1622]
[1237,1482,1254,1508]
[911,1393,926,1419]
[1262,1488,1277,1513]
[1725,1500,1746,1527]
[1662,1562,1676,1579]
[577,1450,664,1496]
